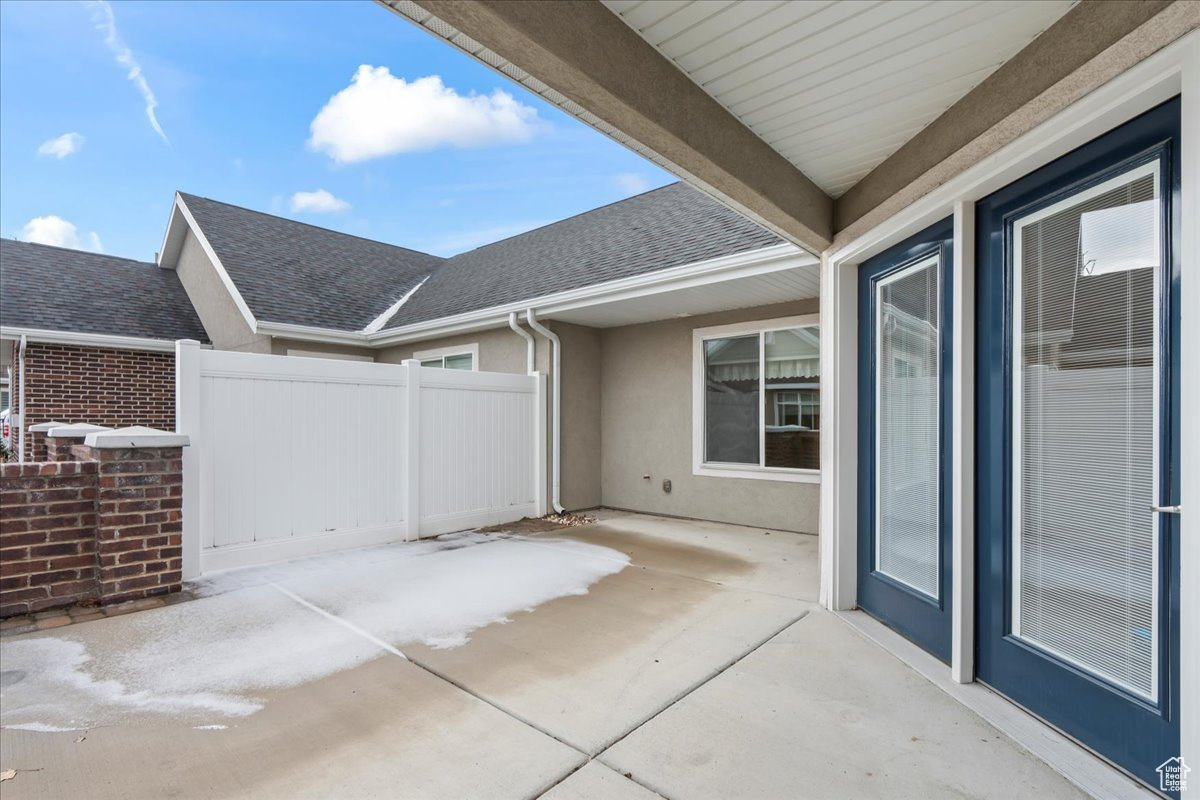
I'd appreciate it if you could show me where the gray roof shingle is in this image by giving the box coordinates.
[179,193,443,331]
[384,182,783,329]
[0,238,209,342]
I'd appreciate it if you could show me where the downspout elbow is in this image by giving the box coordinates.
[508,312,536,375]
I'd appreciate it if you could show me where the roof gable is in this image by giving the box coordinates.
[174,193,444,332]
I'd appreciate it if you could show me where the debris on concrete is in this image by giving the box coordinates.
[479,512,596,534]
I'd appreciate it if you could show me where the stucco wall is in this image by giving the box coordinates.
[270,338,376,360]
[599,299,821,533]
[172,231,270,353]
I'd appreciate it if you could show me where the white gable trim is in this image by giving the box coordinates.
[159,193,259,334]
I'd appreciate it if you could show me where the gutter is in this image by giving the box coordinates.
[525,309,564,514]
[0,326,181,353]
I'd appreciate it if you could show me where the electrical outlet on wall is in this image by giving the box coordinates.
[662,479,672,493]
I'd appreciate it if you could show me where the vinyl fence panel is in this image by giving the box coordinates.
[176,342,544,577]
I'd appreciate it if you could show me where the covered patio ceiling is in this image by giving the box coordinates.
[599,1,1074,198]
[380,0,1187,253]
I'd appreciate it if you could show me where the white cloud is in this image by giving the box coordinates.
[37,133,85,159]
[289,189,350,214]
[19,216,104,252]
[309,66,540,163]
[613,172,651,195]
[87,0,168,144]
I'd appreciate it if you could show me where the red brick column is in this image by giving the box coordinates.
[74,445,184,604]
[0,461,100,616]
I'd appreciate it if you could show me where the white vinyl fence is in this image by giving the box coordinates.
[175,341,545,577]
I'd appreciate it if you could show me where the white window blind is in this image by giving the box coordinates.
[875,255,941,598]
[1012,161,1160,700]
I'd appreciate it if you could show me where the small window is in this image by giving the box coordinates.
[412,344,478,371]
[693,315,820,482]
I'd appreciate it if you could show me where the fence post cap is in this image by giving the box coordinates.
[46,423,112,438]
[28,420,69,433]
[84,426,190,449]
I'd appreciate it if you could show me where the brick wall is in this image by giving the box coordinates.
[0,446,184,617]
[14,341,175,461]
[0,461,100,615]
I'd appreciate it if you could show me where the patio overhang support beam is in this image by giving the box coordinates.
[398,0,834,255]
[834,0,1197,236]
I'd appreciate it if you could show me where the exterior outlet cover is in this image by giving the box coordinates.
[662,479,672,493]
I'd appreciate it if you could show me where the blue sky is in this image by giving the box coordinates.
[0,0,673,259]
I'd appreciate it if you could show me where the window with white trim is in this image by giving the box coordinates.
[692,315,820,482]
[412,343,478,371]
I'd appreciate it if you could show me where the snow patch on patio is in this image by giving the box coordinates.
[0,533,627,731]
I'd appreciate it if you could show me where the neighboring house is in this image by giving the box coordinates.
[3,181,817,533]
[0,239,209,461]
[158,182,818,531]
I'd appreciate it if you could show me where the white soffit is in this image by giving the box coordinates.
[601,0,1076,197]
[550,265,820,328]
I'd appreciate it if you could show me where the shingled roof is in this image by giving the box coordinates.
[178,193,443,331]
[0,238,208,342]
[383,182,784,329]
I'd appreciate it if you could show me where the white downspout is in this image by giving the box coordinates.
[508,312,536,375]
[17,334,27,462]
[525,308,564,514]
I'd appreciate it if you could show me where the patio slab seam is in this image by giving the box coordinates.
[534,609,813,800]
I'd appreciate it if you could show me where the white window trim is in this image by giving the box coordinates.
[412,343,479,371]
[692,314,821,484]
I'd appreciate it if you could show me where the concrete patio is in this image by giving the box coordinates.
[0,511,1087,799]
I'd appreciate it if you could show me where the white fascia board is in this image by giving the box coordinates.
[366,242,813,346]
[0,326,179,353]
[254,320,370,346]
[362,276,429,334]
[166,194,260,334]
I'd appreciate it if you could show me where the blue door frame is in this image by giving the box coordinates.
[975,97,1181,792]
[857,218,954,663]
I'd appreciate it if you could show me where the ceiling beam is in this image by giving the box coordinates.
[835,0,1185,232]
[404,0,834,254]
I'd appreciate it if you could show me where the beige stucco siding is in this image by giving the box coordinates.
[270,339,375,360]
[551,323,601,511]
[599,300,820,533]
[173,231,270,353]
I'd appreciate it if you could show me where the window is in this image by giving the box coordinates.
[412,344,478,371]
[692,315,820,482]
